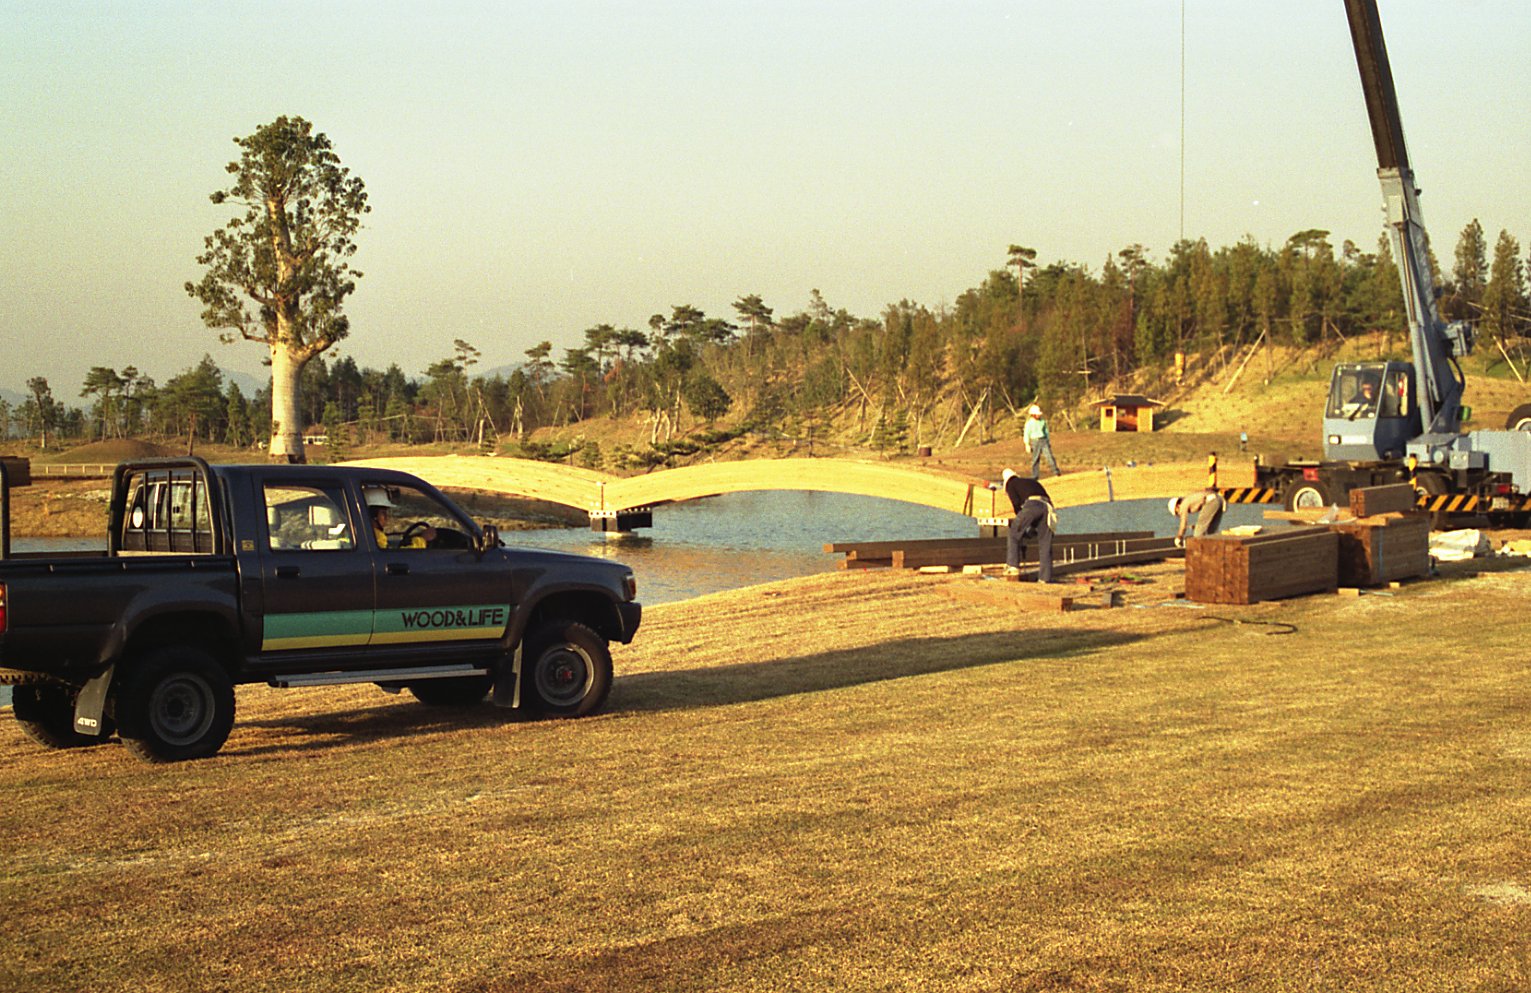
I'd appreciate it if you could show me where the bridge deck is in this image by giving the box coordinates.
[342,456,1254,519]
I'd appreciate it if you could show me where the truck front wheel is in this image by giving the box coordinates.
[522,621,612,717]
[12,683,109,750]
[1505,403,1531,431]
[1284,478,1333,511]
[117,646,235,763]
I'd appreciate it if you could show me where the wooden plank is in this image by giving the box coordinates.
[1348,483,1417,518]
[823,531,1152,557]
[891,534,1162,569]
[938,581,1075,612]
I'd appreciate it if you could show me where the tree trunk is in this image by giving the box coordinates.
[269,343,307,464]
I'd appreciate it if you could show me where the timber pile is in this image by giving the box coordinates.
[823,531,1154,570]
[1331,513,1431,586]
[1184,526,1339,604]
[1267,484,1431,587]
[1348,482,1417,517]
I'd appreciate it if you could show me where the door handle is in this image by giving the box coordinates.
[275,566,300,579]
[386,562,410,576]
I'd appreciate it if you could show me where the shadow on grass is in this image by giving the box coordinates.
[613,627,1147,714]
[230,628,1144,755]
[232,696,533,757]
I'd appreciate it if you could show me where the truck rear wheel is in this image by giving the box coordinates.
[1284,478,1333,511]
[408,675,492,707]
[12,683,109,750]
[522,621,612,717]
[117,646,235,763]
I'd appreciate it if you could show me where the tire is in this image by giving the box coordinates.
[1414,472,1451,531]
[1505,403,1531,432]
[1284,478,1333,512]
[12,683,109,750]
[117,646,235,763]
[407,675,492,707]
[521,621,613,717]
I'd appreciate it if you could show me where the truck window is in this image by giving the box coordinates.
[365,482,474,551]
[264,484,356,552]
[120,469,215,554]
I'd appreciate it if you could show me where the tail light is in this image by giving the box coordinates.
[0,583,7,635]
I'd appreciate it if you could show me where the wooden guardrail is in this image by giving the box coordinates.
[29,464,116,478]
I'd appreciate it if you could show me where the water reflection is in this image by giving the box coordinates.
[498,490,1267,605]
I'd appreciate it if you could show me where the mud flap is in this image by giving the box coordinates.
[73,664,115,736]
[491,642,522,709]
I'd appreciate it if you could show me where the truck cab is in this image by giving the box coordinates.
[1322,361,1420,462]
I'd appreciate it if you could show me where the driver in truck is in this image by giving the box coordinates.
[366,486,435,549]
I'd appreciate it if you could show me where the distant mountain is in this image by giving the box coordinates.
[222,368,265,395]
[0,386,23,408]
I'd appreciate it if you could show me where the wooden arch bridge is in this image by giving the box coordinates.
[341,456,1254,530]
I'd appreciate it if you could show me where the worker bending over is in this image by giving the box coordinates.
[1001,468,1056,582]
[1169,489,1226,547]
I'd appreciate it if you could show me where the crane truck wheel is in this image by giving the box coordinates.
[1413,473,1451,531]
[1505,404,1531,432]
[1284,479,1332,512]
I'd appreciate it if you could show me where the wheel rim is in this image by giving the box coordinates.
[1513,417,1531,432]
[534,644,594,708]
[1291,486,1325,510]
[148,674,216,746]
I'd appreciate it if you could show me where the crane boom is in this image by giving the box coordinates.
[1342,0,1470,442]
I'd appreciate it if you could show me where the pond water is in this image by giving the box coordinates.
[1,491,1267,708]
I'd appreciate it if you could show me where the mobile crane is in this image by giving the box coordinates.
[1240,0,1531,524]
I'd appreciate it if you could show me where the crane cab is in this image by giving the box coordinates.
[1322,361,1421,461]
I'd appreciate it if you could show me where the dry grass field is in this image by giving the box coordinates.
[3,559,1529,992]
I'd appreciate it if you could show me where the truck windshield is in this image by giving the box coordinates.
[1327,365,1385,420]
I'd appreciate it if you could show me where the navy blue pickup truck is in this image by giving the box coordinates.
[0,458,641,762]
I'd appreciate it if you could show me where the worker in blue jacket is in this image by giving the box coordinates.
[1024,404,1061,478]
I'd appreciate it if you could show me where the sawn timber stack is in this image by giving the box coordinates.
[1184,526,1339,604]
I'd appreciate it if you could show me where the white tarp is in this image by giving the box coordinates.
[1429,529,1491,561]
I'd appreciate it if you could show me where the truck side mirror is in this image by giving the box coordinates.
[476,523,501,553]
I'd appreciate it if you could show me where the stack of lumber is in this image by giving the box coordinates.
[1184,525,1339,604]
[823,531,1154,570]
[1255,484,1430,588]
[1331,513,1431,585]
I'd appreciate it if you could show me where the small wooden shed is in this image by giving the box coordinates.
[1093,394,1165,432]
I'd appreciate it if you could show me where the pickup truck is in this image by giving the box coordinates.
[0,457,641,762]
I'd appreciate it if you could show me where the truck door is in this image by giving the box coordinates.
[255,481,376,656]
[363,480,512,664]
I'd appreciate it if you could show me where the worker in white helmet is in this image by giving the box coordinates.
[364,486,435,550]
[1023,403,1061,478]
[1169,489,1226,547]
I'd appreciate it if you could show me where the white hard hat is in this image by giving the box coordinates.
[1002,468,1017,484]
[1028,404,1042,416]
[363,486,395,510]
[1167,497,1180,515]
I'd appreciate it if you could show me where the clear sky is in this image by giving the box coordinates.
[3,1,1528,400]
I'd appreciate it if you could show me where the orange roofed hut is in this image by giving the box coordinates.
[1092,394,1165,432]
